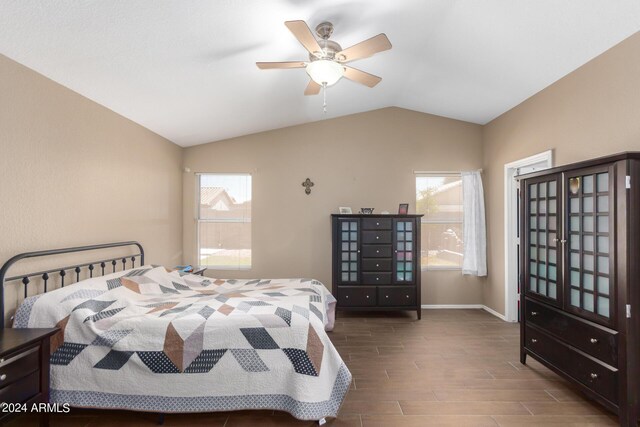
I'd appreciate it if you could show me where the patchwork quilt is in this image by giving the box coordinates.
[14,266,351,420]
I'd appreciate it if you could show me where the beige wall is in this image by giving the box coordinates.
[0,54,184,321]
[183,107,485,305]
[6,29,638,320]
[482,32,640,314]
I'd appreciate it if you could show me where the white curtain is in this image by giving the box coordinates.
[461,171,487,276]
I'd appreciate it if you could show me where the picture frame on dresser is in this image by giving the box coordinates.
[331,213,423,319]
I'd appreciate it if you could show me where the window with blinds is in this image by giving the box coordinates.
[197,173,252,269]
[416,174,464,270]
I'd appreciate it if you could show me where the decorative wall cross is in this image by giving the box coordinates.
[302,178,314,195]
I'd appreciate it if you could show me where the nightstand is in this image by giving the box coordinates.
[192,266,207,276]
[0,328,59,427]
[173,266,208,276]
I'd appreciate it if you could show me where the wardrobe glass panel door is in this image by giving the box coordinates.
[394,219,415,284]
[526,175,561,304]
[565,167,613,324]
[338,219,359,283]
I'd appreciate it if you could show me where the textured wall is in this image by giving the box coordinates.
[183,107,485,306]
[6,30,638,320]
[0,54,184,322]
[482,32,640,314]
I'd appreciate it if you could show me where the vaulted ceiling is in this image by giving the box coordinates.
[1,1,639,147]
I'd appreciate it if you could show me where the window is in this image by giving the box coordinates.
[197,173,251,269]
[416,174,463,269]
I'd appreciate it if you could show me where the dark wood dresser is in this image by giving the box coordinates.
[519,152,640,426]
[0,328,59,426]
[331,214,423,319]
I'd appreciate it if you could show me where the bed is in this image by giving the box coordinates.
[1,242,351,422]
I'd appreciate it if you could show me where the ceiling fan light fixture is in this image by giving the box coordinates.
[306,60,344,86]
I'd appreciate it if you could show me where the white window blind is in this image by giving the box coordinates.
[197,173,252,270]
[415,173,464,270]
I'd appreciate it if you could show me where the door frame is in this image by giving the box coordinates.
[504,150,553,322]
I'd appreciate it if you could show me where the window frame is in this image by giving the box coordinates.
[415,172,464,271]
[196,172,252,270]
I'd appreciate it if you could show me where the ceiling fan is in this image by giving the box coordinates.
[256,20,392,96]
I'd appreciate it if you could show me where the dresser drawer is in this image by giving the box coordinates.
[362,245,392,258]
[362,218,392,230]
[362,258,392,271]
[338,287,377,307]
[362,273,392,285]
[525,299,617,367]
[362,231,392,244]
[0,370,40,404]
[525,325,618,404]
[378,286,416,307]
[0,345,39,389]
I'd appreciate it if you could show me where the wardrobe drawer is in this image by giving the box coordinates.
[362,231,392,244]
[362,218,392,230]
[362,258,392,271]
[0,345,39,389]
[362,273,392,285]
[525,299,617,366]
[0,370,39,404]
[362,245,392,258]
[338,287,377,307]
[525,325,618,404]
[378,286,416,307]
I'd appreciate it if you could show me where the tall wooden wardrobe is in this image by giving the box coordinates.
[519,152,640,426]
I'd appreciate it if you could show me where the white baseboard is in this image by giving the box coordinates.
[421,304,508,322]
[481,305,508,321]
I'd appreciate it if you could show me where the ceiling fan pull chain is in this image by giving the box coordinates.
[323,82,327,114]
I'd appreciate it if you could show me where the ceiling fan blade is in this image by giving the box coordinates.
[337,34,392,63]
[343,66,382,88]
[304,80,321,96]
[256,61,306,69]
[285,20,322,55]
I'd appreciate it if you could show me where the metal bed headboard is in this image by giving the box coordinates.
[0,241,144,329]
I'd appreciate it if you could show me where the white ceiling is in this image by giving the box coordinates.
[1,1,639,147]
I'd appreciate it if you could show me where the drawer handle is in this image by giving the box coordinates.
[366,295,370,299]
[0,374,6,381]
[590,373,598,379]
[376,250,380,254]
[345,296,349,299]
[590,338,599,344]
[376,264,379,267]
[376,222,380,226]
[385,295,389,298]
[376,277,379,281]
[406,295,410,298]
[376,236,380,240]
[531,338,538,344]
[531,311,538,316]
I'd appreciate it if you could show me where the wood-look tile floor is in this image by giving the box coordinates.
[7,309,623,426]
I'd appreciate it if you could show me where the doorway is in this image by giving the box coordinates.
[504,151,553,322]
